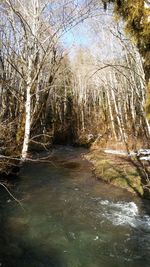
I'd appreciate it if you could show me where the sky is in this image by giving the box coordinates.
[61,12,124,60]
[62,23,92,47]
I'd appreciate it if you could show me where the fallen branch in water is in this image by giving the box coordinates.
[0,182,24,210]
[0,154,56,165]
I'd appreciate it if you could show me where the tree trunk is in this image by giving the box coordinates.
[21,84,31,160]
[106,87,117,141]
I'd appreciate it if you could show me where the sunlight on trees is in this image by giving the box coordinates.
[0,0,150,193]
[102,0,150,116]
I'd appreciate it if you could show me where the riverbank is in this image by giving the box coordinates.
[1,142,150,199]
[85,148,150,198]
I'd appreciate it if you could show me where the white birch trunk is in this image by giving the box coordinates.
[21,84,31,160]
[106,87,117,140]
[21,49,32,160]
[109,71,125,141]
[21,0,39,160]
[81,107,85,132]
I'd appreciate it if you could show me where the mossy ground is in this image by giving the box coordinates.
[85,149,144,196]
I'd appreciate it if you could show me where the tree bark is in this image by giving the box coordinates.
[21,84,31,160]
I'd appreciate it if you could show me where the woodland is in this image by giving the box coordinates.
[0,0,150,197]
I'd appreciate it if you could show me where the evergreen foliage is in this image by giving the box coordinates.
[103,0,150,115]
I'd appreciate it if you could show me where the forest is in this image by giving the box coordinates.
[0,0,150,194]
[0,1,150,267]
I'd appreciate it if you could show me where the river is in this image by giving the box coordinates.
[0,146,150,267]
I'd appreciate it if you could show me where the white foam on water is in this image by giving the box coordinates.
[99,200,150,230]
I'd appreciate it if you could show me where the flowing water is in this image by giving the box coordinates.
[0,146,150,267]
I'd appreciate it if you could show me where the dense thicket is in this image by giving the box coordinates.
[0,0,149,178]
[102,0,150,116]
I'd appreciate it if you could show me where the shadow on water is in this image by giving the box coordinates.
[0,146,150,267]
[0,193,66,267]
[0,235,66,267]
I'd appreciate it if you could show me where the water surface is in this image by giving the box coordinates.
[0,146,150,267]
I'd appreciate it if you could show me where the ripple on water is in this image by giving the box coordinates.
[1,147,150,267]
[97,199,150,230]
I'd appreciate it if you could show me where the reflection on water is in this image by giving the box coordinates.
[0,146,150,267]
